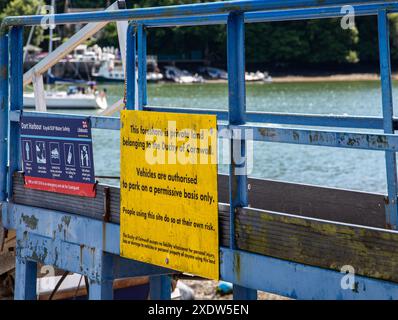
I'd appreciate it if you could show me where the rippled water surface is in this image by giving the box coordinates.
[43,81,393,193]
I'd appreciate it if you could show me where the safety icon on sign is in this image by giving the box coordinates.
[50,142,60,165]
[22,140,32,163]
[35,141,47,164]
[79,144,91,168]
[64,143,75,167]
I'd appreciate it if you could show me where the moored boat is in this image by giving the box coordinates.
[23,86,108,110]
[245,70,273,82]
[163,66,204,83]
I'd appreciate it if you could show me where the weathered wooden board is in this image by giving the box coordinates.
[13,172,387,228]
[235,206,398,283]
[219,175,387,228]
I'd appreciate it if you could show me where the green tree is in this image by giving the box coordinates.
[3,0,388,68]
[355,16,378,64]
[1,0,44,46]
[96,22,119,47]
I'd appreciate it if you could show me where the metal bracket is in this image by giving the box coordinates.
[103,186,111,223]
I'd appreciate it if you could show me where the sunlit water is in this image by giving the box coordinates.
[36,81,392,193]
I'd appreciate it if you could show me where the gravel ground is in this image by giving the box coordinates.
[181,280,289,300]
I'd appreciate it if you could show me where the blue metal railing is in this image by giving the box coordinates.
[1,1,395,31]
[3,0,398,300]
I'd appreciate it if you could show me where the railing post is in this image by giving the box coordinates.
[227,11,257,300]
[8,26,23,199]
[149,275,171,300]
[14,257,37,300]
[126,22,136,111]
[378,9,398,229]
[137,24,147,109]
[8,27,36,300]
[126,21,171,299]
[0,33,8,202]
[88,253,114,300]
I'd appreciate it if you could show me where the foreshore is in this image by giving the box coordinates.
[205,73,394,83]
[271,73,383,83]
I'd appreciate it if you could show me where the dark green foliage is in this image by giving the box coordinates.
[0,0,44,46]
[1,0,397,67]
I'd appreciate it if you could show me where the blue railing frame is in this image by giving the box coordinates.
[3,0,398,300]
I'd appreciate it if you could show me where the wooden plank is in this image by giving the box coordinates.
[235,207,398,283]
[13,172,387,228]
[218,174,386,228]
[245,176,387,228]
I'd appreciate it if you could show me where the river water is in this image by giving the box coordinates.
[48,81,394,194]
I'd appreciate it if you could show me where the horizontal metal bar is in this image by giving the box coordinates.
[3,202,114,250]
[246,112,386,129]
[145,106,388,129]
[19,232,173,280]
[1,0,395,31]
[220,248,398,300]
[224,124,398,151]
[14,111,398,151]
[12,111,120,130]
[144,106,228,120]
[18,109,391,131]
[15,111,398,151]
[143,2,398,28]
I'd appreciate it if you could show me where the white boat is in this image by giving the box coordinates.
[163,66,204,84]
[147,71,163,82]
[92,57,124,82]
[23,86,108,110]
[71,44,101,63]
[245,71,272,82]
[92,58,164,83]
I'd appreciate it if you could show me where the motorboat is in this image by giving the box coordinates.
[93,58,164,83]
[147,71,164,82]
[245,71,273,82]
[198,66,228,80]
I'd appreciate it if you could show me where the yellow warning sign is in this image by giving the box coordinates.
[120,110,219,280]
